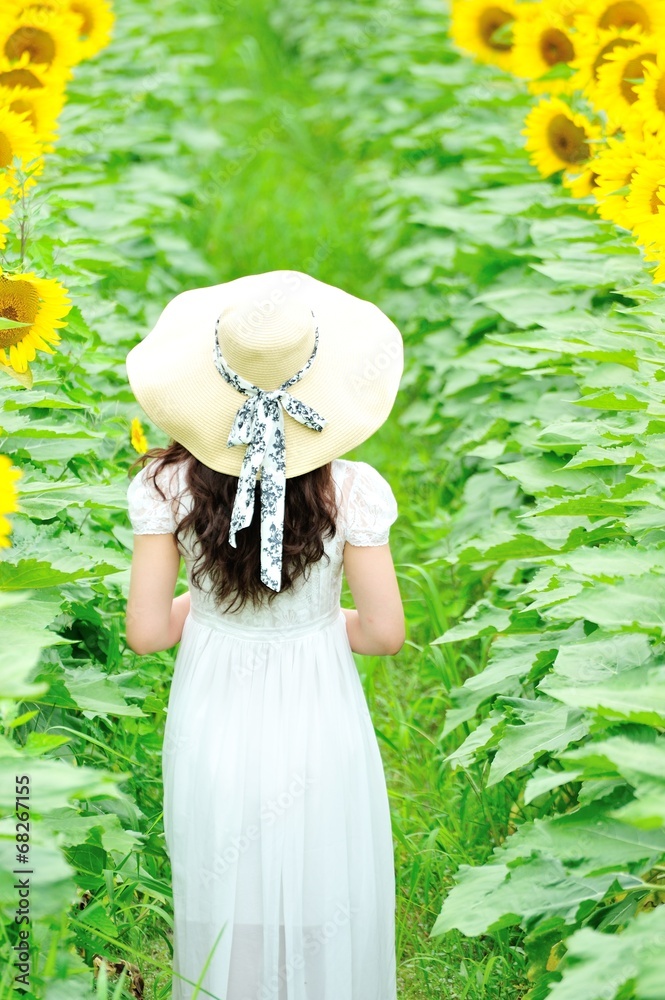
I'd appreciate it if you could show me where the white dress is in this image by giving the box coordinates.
[127,456,399,1000]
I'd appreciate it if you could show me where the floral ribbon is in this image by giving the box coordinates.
[212,312,327,592]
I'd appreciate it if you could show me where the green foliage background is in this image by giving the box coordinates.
[1,0,665,996]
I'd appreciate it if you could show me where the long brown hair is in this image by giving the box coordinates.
[129,441,339,614]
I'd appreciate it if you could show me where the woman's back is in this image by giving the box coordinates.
[127,456,398,632]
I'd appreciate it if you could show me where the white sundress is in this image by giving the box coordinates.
[126,456,399,1000]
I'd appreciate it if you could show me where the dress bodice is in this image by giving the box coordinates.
[127,457,398,633]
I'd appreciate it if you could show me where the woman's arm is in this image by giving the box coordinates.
[126,533,190,654]
[342,542,405,656]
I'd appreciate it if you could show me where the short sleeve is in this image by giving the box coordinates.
[127,460,177,535]
[344,461,398,546]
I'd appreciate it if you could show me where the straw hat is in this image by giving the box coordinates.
[125,269,403,479]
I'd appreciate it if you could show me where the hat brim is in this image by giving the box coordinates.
[125,270,404,478]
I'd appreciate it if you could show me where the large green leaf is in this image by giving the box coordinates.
[498,804,665,876]
[431,856,640,938]
[0,592,69,699]
[540,663,665,727]
[61,665,146,719]
[487,700,589,785]
[547,905,665,1000]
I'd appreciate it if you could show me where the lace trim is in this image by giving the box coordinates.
[127,461,179,534]
[343,460,398,547]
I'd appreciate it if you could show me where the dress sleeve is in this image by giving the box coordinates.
[344,461,398,546]
[127,460,177,534]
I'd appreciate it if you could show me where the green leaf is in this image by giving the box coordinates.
[487,700,589,785]
[0,591,70,699]
[547,905,665,999]
[62,666,147,719]
[432,601,512,644]
[540,662,665,727]
[561,735,665,828]
[498,804,665,876]
[431,856,638,937]
[541,576,665,633]
[0,317,31,329]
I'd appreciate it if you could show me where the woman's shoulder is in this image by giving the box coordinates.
[331,456,389,484]
[127,456,193,536]
[330,459,398,543]
[130,455,187,494]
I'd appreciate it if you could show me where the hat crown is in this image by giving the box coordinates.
[216,291,316,391]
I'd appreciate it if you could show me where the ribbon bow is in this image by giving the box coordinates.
[212,312,327,592]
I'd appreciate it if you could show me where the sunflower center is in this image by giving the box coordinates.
[70,2,94,37]
[547,114,590,163]
[0,68,43,89]
[598,0,651,30]
[650,184,665,213]
[620,52,656,102]
[540,28,574,65]
[479,7,513,50]
[5,26,56,66]
[0,131,13,169]
[591,36,638,79]
[0,279,39,347]
[10,99,37,130]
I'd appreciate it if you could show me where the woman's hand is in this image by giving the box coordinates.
[169,590,191,647]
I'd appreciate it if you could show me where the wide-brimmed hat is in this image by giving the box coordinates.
[125,270,403,478]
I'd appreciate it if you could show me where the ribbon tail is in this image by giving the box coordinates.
[281,395,327,432]
[228,445,267,547]
[258,409,286,592]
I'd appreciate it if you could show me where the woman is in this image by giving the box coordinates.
[124,269,405,1000]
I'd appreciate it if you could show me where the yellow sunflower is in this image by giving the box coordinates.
[0,454,22,548]
[130,417,148,454]
[590,131,653,226]
[622,156,665,284]
[547,0,589,26]
[0,104,43,191]
[0,270,71,373]
[2,8,81,76]
[623,157,665,251]
[523,96,602,177]
[512,9,577,94]
[649,254,665,281]
[635,52,665,134]
[593,40,659,127]
[451,0,519,70]
[563,164,601,199]
[0,52,54,89]
[0,83,64,146]
[574,0,665,36]
[632,214,665,280]
[569,23,644,97]
[7,0,115,60]
[68,0,114,59]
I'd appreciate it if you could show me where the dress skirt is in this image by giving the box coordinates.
[161,604,398,1000]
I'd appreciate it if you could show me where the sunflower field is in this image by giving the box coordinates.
[2,0,665,996]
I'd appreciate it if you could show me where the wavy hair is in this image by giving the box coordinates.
[129,440,339,614]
